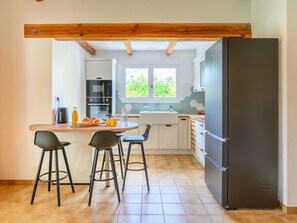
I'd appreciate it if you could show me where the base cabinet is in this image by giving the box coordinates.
[178,117,190,149]
[159,125,179,149]
[140,124,159,149]
[195,121,205,167]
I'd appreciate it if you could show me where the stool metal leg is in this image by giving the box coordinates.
[61,147,75,193]
[48,150,52,192]
[99,150,106,179]
[89,149,99,206]
[31,150,45,205]
[55,150,61,206]
[141,142,150,191]
[89,149,98,193]
[109,149,121,202]
[122,142,132,191]
[117,142,124,179]
[119,139,125,165]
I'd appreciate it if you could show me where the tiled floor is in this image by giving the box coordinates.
[0,154,295,223]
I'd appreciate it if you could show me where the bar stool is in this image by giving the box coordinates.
[100,131,126,179]
[88,131,121,206]
[31,131,75,206]
[122,124,152,192]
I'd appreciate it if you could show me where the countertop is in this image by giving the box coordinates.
[189,115,205,124]
[114,113,197,118]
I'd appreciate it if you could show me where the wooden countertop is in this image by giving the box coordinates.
[189,115,205,123]
[29,122,139,132]
[114,113,196,118]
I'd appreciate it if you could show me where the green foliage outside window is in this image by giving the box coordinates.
[126,70,148,97]
[153,75,176,97]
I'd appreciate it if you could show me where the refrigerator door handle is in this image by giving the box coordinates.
[205,131,229,142]
[206,155,228,172]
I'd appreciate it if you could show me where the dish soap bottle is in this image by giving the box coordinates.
[72,107,78,126]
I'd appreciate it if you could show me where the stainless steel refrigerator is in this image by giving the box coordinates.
[204,38,279,209]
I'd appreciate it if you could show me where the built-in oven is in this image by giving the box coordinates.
[86,80,112,98]
[86,97,112,120]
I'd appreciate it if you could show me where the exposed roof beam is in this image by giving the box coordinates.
[166,41,177,55]
[75,41,96,55]
[123,41,133,55]
[24,23,252,39]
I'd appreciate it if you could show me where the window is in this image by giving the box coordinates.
[124,65,178,102]
[126,68,149,97]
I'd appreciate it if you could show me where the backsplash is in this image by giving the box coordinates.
[116,89,205,114]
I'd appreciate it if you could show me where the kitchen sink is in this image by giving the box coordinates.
[139,111,178,124]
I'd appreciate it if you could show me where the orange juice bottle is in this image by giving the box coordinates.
[72,107,78,126]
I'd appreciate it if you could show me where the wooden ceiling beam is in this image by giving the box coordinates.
[123,41,133,55]
[166,40,177,55]
[75,41,96,55]
[24,23,252,39]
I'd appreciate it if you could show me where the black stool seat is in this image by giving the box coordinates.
[31,131,75,207]
[122,124,152,192]
[116,132,125,137]
[123,135,145,142]
[88,131,121,206]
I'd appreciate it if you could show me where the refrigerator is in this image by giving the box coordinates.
[204,38,279,209]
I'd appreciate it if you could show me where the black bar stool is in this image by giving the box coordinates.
[100,131,126,179]
[31,131,75,207]
[88,131,121,206]
[122,124,152,192]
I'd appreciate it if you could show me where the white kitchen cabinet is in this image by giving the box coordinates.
[195,120,205,167]
[140,124,159,149]
[178,117,190,149]
[159,124,179,149]
[193,55,206,92]
[86,59,116,80]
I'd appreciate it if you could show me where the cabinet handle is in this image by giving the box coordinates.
[200,133,204,136]
[165,124,172,127]
[96,77,102,80]
[200,149,204,152]
[181,118,186,121]
[200,124,204,127]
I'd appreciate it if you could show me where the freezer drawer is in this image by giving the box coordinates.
[205,132,228,167]
[205,155,228,207]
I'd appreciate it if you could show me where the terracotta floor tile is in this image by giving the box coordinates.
[122,193,142,203]
[177,186,196,194]
[120,203,142,215]
[163,203,185,215]
[198,193,217,204]
[187,215,212,223]
[141,215,165,223]
[256,215,285,223]
[164,215,188,223]
[161,194,181,203]
[210,215,260,223]
[204,203,227,215]
[280,214,297,223]
[142,203,163,215]
[182,204,208,215]
[44,214,73,223]
[117,214,141,223]
[179,193,202,204]
[142,193,162,203]
[160,186,179,194]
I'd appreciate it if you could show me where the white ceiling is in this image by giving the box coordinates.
[88,41,215,52]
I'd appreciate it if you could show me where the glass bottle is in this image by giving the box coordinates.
[72,107,78,126]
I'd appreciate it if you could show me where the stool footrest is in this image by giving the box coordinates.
[39,171,68,183]
[90,170,118,182]
[127,161,148,171]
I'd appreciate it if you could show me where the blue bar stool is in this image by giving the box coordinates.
[122,124,152,192]
[88,131,121,206]
[31,131,75,206]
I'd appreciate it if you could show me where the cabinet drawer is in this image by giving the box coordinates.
[197,130,205,145]
[197,122,205,131]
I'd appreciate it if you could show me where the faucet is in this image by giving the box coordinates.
[156,104,159,112]
[169,105,173,112]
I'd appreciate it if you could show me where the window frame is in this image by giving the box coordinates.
[122,64,180,103]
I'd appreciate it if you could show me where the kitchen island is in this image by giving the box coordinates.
[29,122,139,184]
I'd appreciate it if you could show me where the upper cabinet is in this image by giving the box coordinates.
[86,58,117,80]
[193,55,206,92]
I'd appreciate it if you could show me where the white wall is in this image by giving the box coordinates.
[52,40,86,121]
[93,50,196,102]
[0,0,250,180]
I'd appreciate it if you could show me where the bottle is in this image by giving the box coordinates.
[72,107,78,126]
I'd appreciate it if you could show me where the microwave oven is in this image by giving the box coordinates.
[86,80,112,98]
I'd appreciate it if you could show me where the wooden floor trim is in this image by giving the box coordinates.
[282,203,297,214]
[0,180,33,185]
